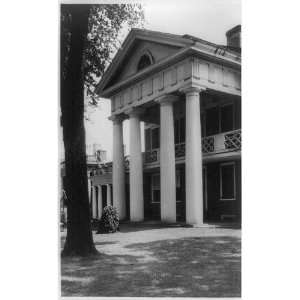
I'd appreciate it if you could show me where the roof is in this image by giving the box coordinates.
[96,28,241,98]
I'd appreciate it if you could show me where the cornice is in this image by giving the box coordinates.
[97,46,241,98]
[95,29,241,98]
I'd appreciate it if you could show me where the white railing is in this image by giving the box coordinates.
[143,129,241,163]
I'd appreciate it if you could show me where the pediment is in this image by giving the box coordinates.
[100,29,194,92]
[108,40,182,86]
[96,29,241,98]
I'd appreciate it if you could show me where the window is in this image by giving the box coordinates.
[220,104,234,132]
[206,107,219,136]
[145,127,160,151]
[174,117,185,144]
[151,174,160,203]
[220,163,236,200]
[176,171,182,203]
[205,103,235,136]
[137,53,153,71]
[145,129,151,151]
[152,127,159,149]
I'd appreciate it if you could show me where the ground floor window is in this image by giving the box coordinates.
[220,162,236,200]
[176,170,182,203]
[151,173,160,203]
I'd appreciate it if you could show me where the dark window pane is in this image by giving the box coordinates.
[235,101,241,129]
[206,107,219,136]
[221,164,235,199]
[153,190,160,203]
[145,129,151,151]
[201,113,205,137]
[152,174,160,189]
[221,104,234,132]
[180,117,185,143]
[137,54,152,71]
[152,128,159,149]
[174,119,180,144]
[152,174,160,203]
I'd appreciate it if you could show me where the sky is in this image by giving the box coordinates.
[83,0,241,161]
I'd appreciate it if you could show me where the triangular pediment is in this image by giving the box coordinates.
[96,28,241,97]
[109,40,181,85]
[98,29,194,93]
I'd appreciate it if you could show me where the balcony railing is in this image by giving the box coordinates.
[144,129,241,164]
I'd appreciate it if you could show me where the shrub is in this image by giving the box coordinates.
[97,206,120,234]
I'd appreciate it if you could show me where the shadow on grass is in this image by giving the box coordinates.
[94,241,117,246]
[117,223,182,233]
[61,235,241,297]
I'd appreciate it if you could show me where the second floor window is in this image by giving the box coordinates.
[145,127,160,151]
[174,117,185,144]
[205,103,235,136]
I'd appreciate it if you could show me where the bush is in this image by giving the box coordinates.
[97,206,120,234]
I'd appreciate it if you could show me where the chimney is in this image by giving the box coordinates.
[226,25,241,49]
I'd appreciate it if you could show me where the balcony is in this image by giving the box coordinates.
[144,129,241,164]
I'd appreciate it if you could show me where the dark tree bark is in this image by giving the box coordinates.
[60,4,98,256]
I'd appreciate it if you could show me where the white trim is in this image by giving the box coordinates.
[219,162,236,201]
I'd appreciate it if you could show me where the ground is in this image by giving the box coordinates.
[61,223,241,297]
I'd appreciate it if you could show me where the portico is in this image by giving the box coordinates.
[95,28,241,225]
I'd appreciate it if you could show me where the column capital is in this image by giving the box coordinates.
[155,94,180,106]
[124,107,145,118]
[108,114,127,124]
[179,85,206,96]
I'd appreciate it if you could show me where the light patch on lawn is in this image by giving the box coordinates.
[62,275,94,284]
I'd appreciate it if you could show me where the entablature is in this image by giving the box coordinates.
[110,55,241,116]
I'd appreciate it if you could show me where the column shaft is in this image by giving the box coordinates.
[88,176,91,204]
[129,113,144,221]
[185,88,204,225]
[106,184,112,206]
[112,119,126,219]
[97,185,103,218]
[92,186,97,218]
[158,96,177,223]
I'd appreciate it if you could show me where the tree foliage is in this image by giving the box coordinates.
[61,4,144,106]
[60,4,144,256]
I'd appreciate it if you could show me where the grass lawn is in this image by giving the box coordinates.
[61,224,241,297]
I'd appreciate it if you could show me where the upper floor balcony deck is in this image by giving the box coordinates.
[143,128,241,165]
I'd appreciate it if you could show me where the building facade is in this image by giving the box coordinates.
[92,26,241,226]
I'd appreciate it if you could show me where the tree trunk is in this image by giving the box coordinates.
[60,4,98,256]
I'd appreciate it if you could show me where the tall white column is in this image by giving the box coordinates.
[106,184,112,206]
[97,185,103,218]
[126,108,144,222]
[87,175,91,204]
[111,116,126,220]
[92,186,97,218]
[183,86,205,226]
[156,95,178,223]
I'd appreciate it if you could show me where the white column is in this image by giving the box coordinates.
[88,175,91,204]
[97,185,103,218]
[156,95,178,223]
[92,186,97,218]
[112,116,126,220]
[106,184,112,206]
[183,86,205,226]
[126,108,144,221]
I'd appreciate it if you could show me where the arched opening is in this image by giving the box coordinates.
[137,52,153,71]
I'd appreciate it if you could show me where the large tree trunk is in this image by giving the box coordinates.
[60,4,98,256]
